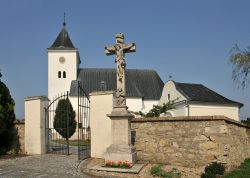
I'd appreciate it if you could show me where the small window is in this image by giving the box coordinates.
[63,71,66,78]
[168,94,170,100]
[58,71,61,78]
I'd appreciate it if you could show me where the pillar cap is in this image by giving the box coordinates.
[24,96,49,102]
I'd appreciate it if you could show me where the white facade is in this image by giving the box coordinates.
[127,98,158,113]
[159,80,242,121]
[48,49,79,101]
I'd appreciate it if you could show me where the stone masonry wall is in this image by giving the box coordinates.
[12,121,25,154]
[131,116,250,169]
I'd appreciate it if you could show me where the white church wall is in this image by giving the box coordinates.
[48,50,78,100]
[168,103,187,117]
[159,80,186,106]
[127,98,159,113]
[189,104,240,121]
[127,98,143,112]
[143,100,159,113]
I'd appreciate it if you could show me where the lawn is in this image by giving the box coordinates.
[223,158,250,178]
[52,139,90,146]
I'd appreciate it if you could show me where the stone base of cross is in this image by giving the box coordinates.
[104,111,137,164]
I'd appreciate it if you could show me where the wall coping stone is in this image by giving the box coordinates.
[24,96,49,101]
[14,120,25,124]
[131,115,250,129]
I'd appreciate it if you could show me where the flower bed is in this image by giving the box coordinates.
[104,160,133,169]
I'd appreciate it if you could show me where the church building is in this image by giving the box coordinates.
[159,80,243,120]
[47,22,243,121]
[47,22,164,113]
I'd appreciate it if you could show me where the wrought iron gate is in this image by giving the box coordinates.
[45,82,90,160]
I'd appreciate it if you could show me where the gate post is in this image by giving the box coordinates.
[25,96,49,154]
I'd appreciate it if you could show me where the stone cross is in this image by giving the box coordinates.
[105,33,136,107]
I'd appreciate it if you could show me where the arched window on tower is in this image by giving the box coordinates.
[63,71,66,78]
[58,71,61,78]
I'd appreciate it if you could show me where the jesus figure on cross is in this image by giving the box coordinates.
[105,33,136,107]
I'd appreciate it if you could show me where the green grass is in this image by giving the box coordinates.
[150,165,181,178]
[52,139,90,146]
[223,158,250,178]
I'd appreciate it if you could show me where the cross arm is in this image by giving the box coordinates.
[124,43,136,53]
[105,45,116,56]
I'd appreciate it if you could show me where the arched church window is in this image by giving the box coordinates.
[58,71,61,78]
[63,71,66,78]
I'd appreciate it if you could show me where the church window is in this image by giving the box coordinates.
[58,71,61,78]
[63,71,66,78]
[168,94,170,100]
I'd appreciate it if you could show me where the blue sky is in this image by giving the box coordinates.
[1,0,250,119]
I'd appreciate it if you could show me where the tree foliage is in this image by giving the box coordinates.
[132,100,175,117]
[0,75,16,154]
[230,44,250,88]
[241,118,250,126]
[53,98,76,141]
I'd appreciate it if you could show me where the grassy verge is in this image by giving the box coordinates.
[150,165,181,178]
[52,139,90,146]
[223,158,250,178]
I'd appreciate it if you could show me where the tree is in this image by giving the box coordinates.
[0,73,16,154]
[53,98,76,143]
[230,44,250,88]
[241,118,250,126]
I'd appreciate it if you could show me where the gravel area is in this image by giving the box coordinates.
[0,154,93,178]
[0,155,205,178]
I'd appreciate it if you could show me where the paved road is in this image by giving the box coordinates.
[0,154,93,178]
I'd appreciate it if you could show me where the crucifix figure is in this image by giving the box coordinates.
[105,33,136,107]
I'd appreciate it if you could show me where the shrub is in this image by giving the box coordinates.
[0,75,16,155]
[200,172,216,178]
[53,98,76,143]
[204,162,225,175]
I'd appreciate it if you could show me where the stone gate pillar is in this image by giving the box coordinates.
[24,96,49,154]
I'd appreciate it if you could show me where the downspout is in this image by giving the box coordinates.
[185,100,190,116]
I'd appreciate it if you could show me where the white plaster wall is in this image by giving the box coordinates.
[168,103,187,117]
[127,98,142,112]
[127,98,159,113]
[159,80,185,105]
[25,96,49,154]
[48,50,79,100]
[69,96,78,113]
[189,104,240,121]
[90,91,114,158]
[143,100,159,113]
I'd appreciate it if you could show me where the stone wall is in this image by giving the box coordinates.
[12,120,25,154]
[131,116,250,169]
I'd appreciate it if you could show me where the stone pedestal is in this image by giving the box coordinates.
[104,106,137,164]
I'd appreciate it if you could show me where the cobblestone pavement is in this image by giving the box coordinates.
[0,154,93,178]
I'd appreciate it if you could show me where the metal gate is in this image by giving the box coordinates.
[45,82,90,160]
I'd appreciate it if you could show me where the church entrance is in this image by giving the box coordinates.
[45,82,90,160]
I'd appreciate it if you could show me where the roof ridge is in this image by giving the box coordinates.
[79,68,157,71]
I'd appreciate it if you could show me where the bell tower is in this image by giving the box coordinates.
[47,20,80,101]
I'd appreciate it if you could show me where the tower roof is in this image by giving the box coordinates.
[48,23,76,50]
